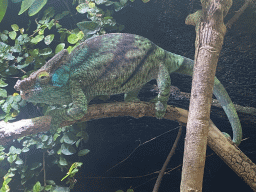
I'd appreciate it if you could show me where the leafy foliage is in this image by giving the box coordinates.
[0,122,90,191]
[0,0,148,191]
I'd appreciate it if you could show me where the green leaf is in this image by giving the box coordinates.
[63,133,77,145]
[103,16,113,20]
[46,180,55,185]
[11,24,19,31]
[54,11,69,20]
[47,135,53,145]
[18,0,36,15]
[76,139,81,148]
[4,53,15,60]
[41,135,48,142]
[59,32,66,43]
[47,19,55,30]
[15,158,24,165]
[76,3,90,14]
[0,0,8,23]
[38,28,45,35]
[0,100,5,105]
[9,31,17,40]
[25,56,33,64]
[44,34,54,45]
[9,146,21,154]
[61,143,76,155]
[70,168,78,174]
[30,162,42,170]
[11,44,21,52]
[56,23,62,29]
[44,185,52,190]
[77,31,84,40]
[31,35,44,44]
[78,149,90,156]
[22,147,29,152]
[29,49,39,57]
[17,34,30,44]
[88,2,95,8]
[28,0,47,16]
[59,156,68,166]
[55,43,65,54]
[7,154,17,163]
[13,94,21,101]
[0,33,8,41]
[67,45,75,53]
[127,189,134,192]
[11,102,18,111]
[39,48,52,56]
[43,6,55,18]
[36,142,44,149]
[105,1,114,6]
[77,21,100,35]
[95,0,108,4]
[0,155,4,161]
[0,89,7,98]
[120,0,128,5]
[33,181,41,192]
[16,63,30,69]
[67,34,79,44]
[53,133,60,141]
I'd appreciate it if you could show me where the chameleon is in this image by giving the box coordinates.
[14,33,242,145]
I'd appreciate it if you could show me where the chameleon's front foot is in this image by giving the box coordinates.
[45,108,69,133]
[45,106,87,133]
[149,97,167,119]
[155,101,167,119]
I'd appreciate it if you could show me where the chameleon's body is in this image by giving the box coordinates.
[14,33,242,145]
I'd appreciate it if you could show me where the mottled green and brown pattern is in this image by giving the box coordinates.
[14,33,242,145]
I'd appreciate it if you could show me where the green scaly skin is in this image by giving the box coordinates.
[14,33,242,145]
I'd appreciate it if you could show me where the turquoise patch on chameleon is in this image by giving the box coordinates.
[52,67,70,87]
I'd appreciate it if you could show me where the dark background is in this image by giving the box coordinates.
[1,0,256,191]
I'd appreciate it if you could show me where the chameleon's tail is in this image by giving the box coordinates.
[175,56,242,145]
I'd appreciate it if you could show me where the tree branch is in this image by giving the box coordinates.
[226,0,254,29]
[0,101,256,190]
[182,0,233,190]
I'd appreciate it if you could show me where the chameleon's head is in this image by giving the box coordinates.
[14,50,71,105]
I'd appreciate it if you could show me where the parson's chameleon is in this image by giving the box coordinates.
[14,33,242,145]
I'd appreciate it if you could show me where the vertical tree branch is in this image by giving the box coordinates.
[181,0,232,191]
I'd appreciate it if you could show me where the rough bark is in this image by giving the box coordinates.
[181,0,232,191]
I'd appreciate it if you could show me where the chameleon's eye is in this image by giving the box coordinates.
[37,71,50,84]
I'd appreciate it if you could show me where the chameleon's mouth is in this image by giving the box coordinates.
[19,90,30,100]
[20,88,41,100]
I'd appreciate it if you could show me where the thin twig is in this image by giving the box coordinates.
[152,124,183,192]
[226,0,253,29]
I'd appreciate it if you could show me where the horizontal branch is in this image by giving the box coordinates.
[0,101,255,190]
